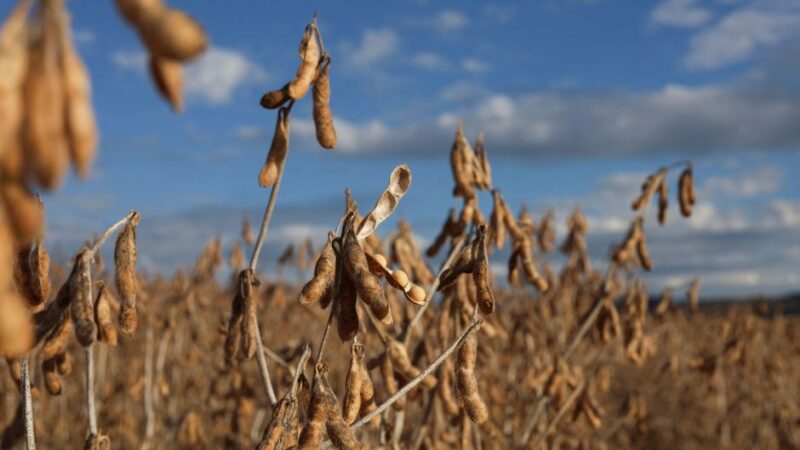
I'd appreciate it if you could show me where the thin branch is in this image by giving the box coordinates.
[247,102,295,405]
[87,211,137,258]
[289,345,312,400]
[85,346,97,435]
[351,316,483,430]
[19,357,35,450]
[403,233,468,346]
[141,328,155,450]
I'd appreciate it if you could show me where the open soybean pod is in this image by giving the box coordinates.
[364,252,426,306]
[287,22,320,100]
[259,106,291,188]
[356,164,412,240]
[115,211,140,336]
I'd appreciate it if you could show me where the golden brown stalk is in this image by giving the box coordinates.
[241,218,255,245]
[259,106,291,188]
[115,211,140,336]
[312,56,336,149]
[94,283,118,346]
[300,232,336,305]
[259,82,291,110]
[70,251,96,347]
[472,227,495,315]
[287,24,320,100]
[438,238,476,289]
[58,7,98,177]
[537,210,556,252]
[456,331,488,425]
[343,342,365,424]
[474,131,492,189]
[149,55,183,112]
[23,1,70,190]
[679,166,695,217]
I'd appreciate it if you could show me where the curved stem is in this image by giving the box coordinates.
[351,316,483,430]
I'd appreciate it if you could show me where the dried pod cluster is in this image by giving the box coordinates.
[260,20,337,150]
[115,0,208,111]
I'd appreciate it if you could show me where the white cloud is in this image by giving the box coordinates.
[430,10,469,31]
[112,47,268,104]
[684,7,800,70]
[184,47,267,104]
[411,52,448,70]
[313,78,800,158]
[461,58,489,73]
[702,165,784,197]
[112,50,147,71]
[344,28,399,69]
[651,0,712,27]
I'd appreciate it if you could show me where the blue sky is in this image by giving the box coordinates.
[9,0,800,298]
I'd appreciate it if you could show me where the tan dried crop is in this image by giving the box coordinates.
[343,222,391,325]
[94,283,118,346]
[259,106,291,188]
[297,364,331,450]
[148,56,183,111]
[58,7,98,178]
[679,165,696,217]
[70,251,96,347]
[115,211,140,336]
[300,232,335,305]
[287,23,320,100]
[115,0,207,61]
[456,330,488,425]
[472,226,495,315]
[312,55,336,149]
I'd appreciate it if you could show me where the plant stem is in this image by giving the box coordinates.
[85,346,97,435]
[19,357,36,450]
[87,211,137,258]
[531,380,586,449]
[247,102,295,405]
[351,316,483,430]
[403,233,467,346]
